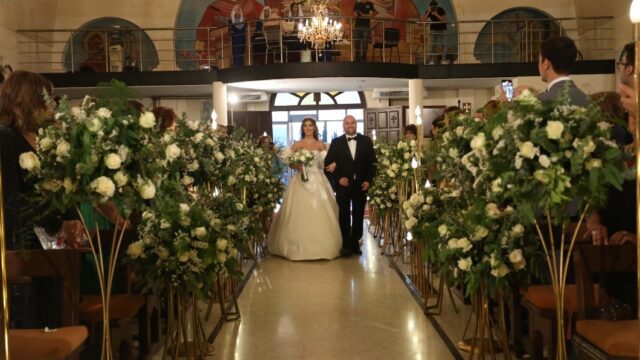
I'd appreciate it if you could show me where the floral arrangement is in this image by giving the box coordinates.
[20,93,161,219]
[369,140,416,215]
[284,148,315,182]
[127,192,240,298]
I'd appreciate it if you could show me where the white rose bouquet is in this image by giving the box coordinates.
[285,148,315,182]
[369,140,416,216]
[128,192,241,298]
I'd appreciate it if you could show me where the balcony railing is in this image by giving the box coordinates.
[15,16,615,74]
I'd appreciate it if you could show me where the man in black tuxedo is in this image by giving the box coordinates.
[324,115,376,256]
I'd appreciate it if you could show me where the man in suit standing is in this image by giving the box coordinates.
[537,36,589,107]
[325,115,376,256]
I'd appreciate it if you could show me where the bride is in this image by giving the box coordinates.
[267,118,342,260]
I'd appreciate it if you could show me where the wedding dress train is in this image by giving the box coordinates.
[267,150,342,260]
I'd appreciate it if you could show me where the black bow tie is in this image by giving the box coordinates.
[347,136,356,142]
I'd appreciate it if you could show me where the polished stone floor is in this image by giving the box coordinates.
[209,229,458,360]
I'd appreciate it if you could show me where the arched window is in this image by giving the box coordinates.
[270,91,366,146]
[63,17,159,72]
[474,7,562,63]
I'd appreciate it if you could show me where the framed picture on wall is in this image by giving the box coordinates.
[377,112,388,129]
[378,130,389,141]
[367,113,376,128]
[388,130,400,141]
[389,110,400,128]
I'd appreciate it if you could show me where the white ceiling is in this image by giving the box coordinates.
[53,77,505,99]
[228,77,504,93]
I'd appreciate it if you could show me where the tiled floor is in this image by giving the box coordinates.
[209,228,459,360]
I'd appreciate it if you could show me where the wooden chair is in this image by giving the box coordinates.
[572,244,638,359]
[5,249,88,360]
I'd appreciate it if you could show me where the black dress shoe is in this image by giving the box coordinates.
[340,248,352,257]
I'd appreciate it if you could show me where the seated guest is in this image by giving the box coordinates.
[0,70,84,329]
[590,91,632,146]
[151,106,177,133]
[482,100,499,119]
[403,124,417,141]
[537,36,589,106]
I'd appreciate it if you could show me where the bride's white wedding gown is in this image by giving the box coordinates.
[267,150,342,260]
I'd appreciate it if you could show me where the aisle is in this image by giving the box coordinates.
[211,229,453,360]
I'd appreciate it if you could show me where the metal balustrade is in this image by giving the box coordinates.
[15,16,614,73]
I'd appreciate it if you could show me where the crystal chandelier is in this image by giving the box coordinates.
[297,0,343,50]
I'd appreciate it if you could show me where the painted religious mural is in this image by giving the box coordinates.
[175,0,457,69]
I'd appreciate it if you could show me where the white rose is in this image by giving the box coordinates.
[511,224,525,236]
[470,132,486,150]
[179,204,190,213]
[217,253,228,263]
[139,112,156,128]
[187,161,200,171]
[227,224,237,232]
[473,226,488,240]
[137,180,156,199]
[583,140,596,155]
[405,217,418,230]
[491,264,510,278]
[216,238,229,251]
[491,178,502,193]
[18,152,40,171]
[126,241,145,259]
[538,155,551,168]
[63,177,75,193]
[227,176,237,185]
[160,219,171,229]
[165,144,181,161]
[508,249,524,264]
[117,145,130,162]
[458,237,472,252]
[485,203,501,218]
[186,120,199,131]
[193,132,204,143]
[518,141,537,159]
[39,137,54,151]
[113,171,129,187]
[179,253,190,262]
[90,176,116,198]
[56,141,71,158]
[205,138,215,146]
[214,151,225,162]
[87,117,102,133]
[534,170,550,184]
[71,106,86,120]
[545,121,564,140]
[192,227,207,239]
[491,126,504,140]
[181,176,194,186]
[458,257,472,271]
[96,107,112,118]
[437,224,448,237]
[586,158,602,170]
[405,208,415,218]
[156,247,169,260]
[597,121,612,131]
[504,206,515,215]
[455,126,464,136]
[104,153,122,170]
[179,215,191,227]
[448,148,459,158]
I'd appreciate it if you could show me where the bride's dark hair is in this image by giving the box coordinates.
[300,117,319,141]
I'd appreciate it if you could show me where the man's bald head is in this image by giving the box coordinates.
[343,115,357,136]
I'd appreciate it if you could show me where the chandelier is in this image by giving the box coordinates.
[297,0,343,50]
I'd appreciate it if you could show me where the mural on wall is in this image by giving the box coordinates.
[63,17,159,72]
[473,7,561,63]
[175,0,457,69]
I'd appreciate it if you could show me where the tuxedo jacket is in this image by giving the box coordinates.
[537,80,589,107]
[324,134,377,186]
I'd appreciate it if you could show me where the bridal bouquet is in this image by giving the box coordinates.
[285,148,315,182]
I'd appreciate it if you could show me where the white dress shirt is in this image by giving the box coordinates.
[346,134,357,159]
[546,76,571,92]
